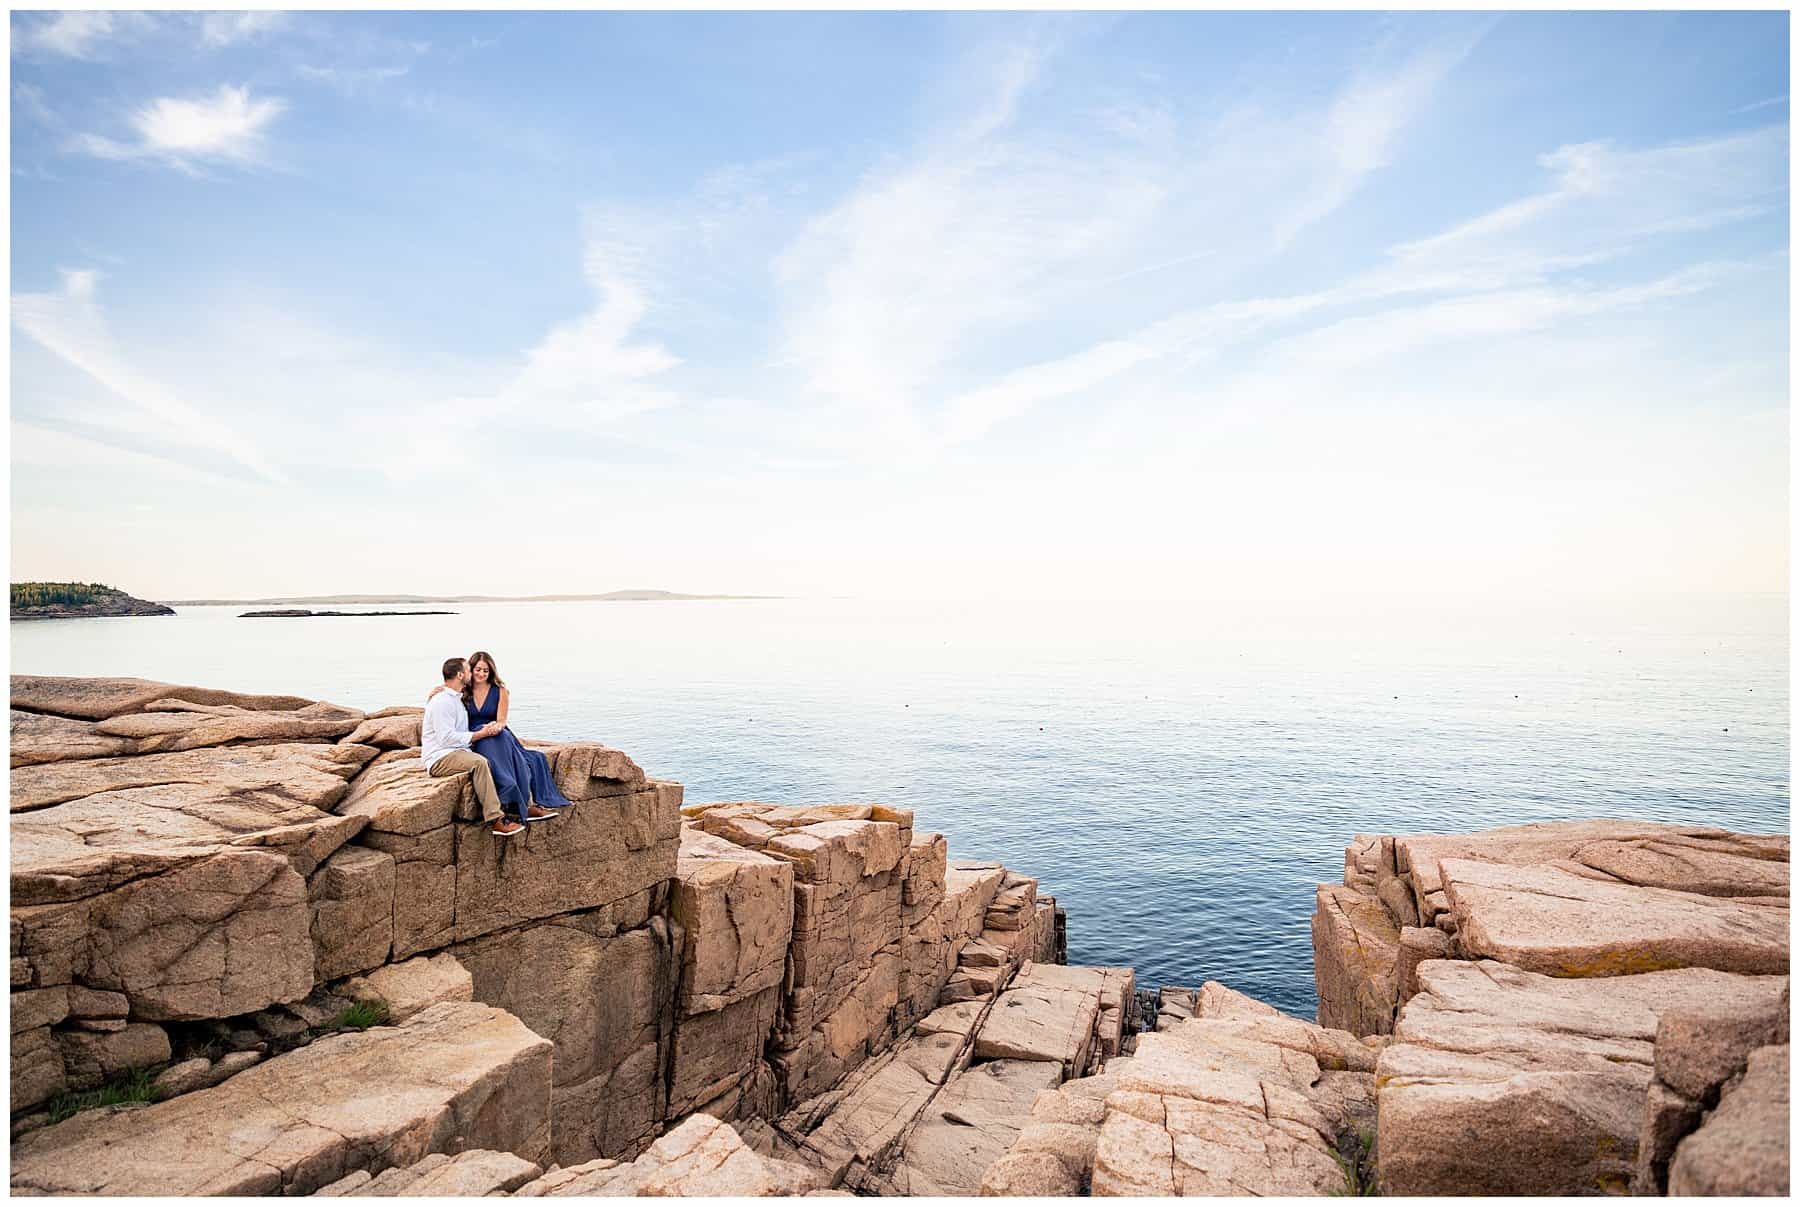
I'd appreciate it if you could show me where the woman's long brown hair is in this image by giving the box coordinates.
[463,650,506,708]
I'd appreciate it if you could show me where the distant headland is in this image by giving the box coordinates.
[166,589,778,606]
[10,582,174,621]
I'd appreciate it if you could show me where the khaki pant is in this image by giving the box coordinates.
[429,749,504,822]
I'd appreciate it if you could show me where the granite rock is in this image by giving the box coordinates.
[10,1001,552,1195]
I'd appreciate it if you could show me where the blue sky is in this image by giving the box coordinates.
[10,10,1790,600]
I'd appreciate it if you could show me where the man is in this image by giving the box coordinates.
[423,656,521,837]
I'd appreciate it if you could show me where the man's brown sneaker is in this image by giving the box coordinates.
[492,819,525,837]
[525,804,558,823]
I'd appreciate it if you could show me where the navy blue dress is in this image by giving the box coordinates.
[465,686,572,819]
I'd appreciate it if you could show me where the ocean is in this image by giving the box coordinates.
[9,593,1788,1016]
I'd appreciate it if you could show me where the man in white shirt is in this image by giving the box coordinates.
[422,657,521,837]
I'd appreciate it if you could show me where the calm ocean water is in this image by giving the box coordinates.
[10,594,1789,1016]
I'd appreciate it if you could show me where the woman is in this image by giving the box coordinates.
[436,652,572,823]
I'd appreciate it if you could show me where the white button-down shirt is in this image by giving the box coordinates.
[420,689,474,770]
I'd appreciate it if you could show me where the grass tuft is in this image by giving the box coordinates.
[1331,1127,1379,1196]
[330,1001,390,1031]
[45,1066,163,1124]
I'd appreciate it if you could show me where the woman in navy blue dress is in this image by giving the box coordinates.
[460,651,573,823]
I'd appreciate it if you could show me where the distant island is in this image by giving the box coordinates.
[168,589,776,606]
[239,609,459,618]
[11,582,174,621]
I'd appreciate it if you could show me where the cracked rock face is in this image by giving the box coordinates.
[1375,959,1788,1195]
[515,1112,819,1196]
[1666,1043,1791,1196]
[9,1001,553,1195]
[1313,820,1789,1039]
[8,675,687,1133]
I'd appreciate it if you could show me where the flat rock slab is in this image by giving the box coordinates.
[1397,820,1787,904]
[1092,1017,1347,1196]
[780,1030,968,1184]
[84,699,365,755]
[880,1058,1062,1194]
[10,740,375,815]
[1441,858,1789,977]
[10,675,318,722]
[975,981,1102,1077]
[10,711,130,767]
[1377,959,1789,1196]
[12,745,374,906]
[9,1000,552,1195]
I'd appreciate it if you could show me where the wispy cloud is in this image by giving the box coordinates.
[1271,36,1480,248]
[765,27,1488,462]
[68,85,287,170]
[198,11,289,48]
[296,63,409,95]
[11,270,288,482]
[13,11,151,60]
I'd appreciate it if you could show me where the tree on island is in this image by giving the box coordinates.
[11,582,128,609]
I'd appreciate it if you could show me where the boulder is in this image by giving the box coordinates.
[453,915,678,1164]
[19,848,317,1022]
[1376,959,1788,1195]
[672,826,793,1011]
[1310,884,1400,1035]
[11,985,69,1032]
[538,742,650,799]
[1441,857,1789,977]
[1655,997,1789,1103]
[11,1025,66,1111]
[1631,987,1790,1192]
[9,1000,553,1195]
[979,1060,1131,1195]
[515,1113,802,1196]
[309,844,396,980]
[335,747,480,832]
[57,1022,170,1090]
[1667,1044,1789,1196]
[340,952,473,1023]
[151,1057,215,1098]
[338,710,422,750]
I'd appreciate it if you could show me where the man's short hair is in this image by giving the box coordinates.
[442,657,467,681]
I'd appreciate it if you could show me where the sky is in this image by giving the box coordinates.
[9,9,1791,602]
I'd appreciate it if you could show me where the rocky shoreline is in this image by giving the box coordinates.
[10,592,173,620]
[238,609,459,618]
[7,674,1790,1196]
